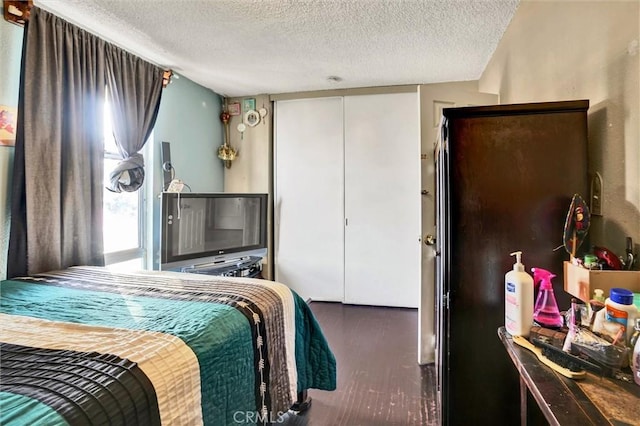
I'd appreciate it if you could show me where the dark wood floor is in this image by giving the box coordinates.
[286,302,439,426]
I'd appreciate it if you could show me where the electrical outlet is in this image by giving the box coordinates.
[590,172,603,216]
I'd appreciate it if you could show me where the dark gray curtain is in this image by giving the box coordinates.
[105,46,163,193]
[8,7,106,278]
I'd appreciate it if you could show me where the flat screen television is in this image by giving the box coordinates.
[160,192,268,271]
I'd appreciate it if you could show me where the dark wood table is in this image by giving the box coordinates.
[498,327,640,425]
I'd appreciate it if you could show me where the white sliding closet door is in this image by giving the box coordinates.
[343,93,421,308]
[274,97,344,302]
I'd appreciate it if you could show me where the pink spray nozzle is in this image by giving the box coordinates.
[532,267,563,328]
[531,267,555,289]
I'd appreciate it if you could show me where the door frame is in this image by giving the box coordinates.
[418,83,498,365]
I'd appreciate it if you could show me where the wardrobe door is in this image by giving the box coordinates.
[274,97,344,302]
[343,92,421,308]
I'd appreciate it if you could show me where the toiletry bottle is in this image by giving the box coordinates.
[563,298,579,352]
[633,326,640,386]
[629,318,640,366]
[505,251,534,337]
[603,288,639,344]
[532,268,564,329]
[593,289,605,303]
[589,289,606,328]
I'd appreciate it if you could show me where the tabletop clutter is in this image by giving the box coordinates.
[504,194,640,387]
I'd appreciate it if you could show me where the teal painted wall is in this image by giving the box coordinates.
[0,11,225,274]
[149,74,224,268]
[153,73,224,194]
[0,18,22,280]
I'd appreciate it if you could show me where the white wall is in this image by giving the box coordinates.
[480,0,640,258]
[224,94,271,195]
[224,94,273,278]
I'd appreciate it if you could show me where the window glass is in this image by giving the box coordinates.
[103,104,119,154]
[103,158,140,253]
[102,98,145,268]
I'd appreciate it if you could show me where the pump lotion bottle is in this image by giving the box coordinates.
[505,251,535,337]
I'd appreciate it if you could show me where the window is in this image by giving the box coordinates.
[102,101,146,269]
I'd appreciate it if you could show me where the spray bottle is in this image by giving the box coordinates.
[505,251,534,337]
[532,268,564,329]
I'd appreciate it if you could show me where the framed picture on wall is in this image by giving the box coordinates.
[0,105,18,146]
[243,98,256,113]
[228,102,241,116]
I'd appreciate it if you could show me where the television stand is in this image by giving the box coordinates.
[180,256,263,278]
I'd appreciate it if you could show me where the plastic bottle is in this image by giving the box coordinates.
[588,289,606,328]
[629,318,640,366]
[583,254,599,269]
[593,289,605,303]
[603,288,639,344]
[532,267,564,329]
[504,251,534,337]
[634,328,640,386]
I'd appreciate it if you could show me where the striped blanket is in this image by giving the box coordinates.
[0,267,336,425]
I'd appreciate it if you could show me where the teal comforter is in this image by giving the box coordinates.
[0,267,336,425]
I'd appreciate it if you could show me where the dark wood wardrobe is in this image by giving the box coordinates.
[435,100,590,425]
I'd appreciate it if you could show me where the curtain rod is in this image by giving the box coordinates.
[3,1,174,89]
[3,0,33,26]
[162,70,173,89]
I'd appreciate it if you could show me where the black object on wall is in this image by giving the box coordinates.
[435,100,589,425]
[161,141,172,191]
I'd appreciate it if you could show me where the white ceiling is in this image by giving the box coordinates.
[35,0,521,98]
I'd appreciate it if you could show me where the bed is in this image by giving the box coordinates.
[0,266,336,425]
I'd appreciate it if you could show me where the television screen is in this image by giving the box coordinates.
[160,192,268,270]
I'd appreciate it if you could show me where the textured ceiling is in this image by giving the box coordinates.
[35,0,520,97]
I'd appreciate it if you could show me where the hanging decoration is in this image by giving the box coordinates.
[237,122,246,140]
[244,109,260,127]
[563,193,591,259]
[217,106,237,168]
[228,102,241,116]
[258,101,269,125]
